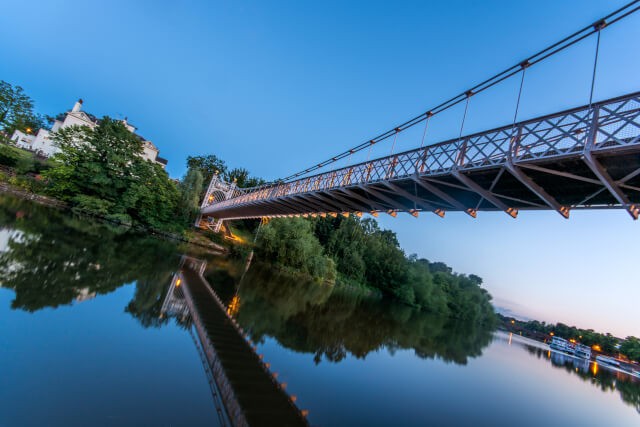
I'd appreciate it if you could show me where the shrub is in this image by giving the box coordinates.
[71,194,115,215]
[0,144,24,167]
[16,157,36,174]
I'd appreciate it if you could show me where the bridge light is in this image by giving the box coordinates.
[301,410,309,417]
[387,210,397,218]
[176,279,181,287]
[329,212,337,218]
[370,211,379,217]
[26,127,32,133]
[290,395,297,402]
[355,212,362,217]
[342,212,349,218]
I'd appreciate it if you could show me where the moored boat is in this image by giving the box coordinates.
[595,355,621,367]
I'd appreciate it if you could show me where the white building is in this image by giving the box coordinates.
[11,99,167,168]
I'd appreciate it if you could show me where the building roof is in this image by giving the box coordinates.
[156,156,168,165]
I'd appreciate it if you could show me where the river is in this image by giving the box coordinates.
[0,194,638,426]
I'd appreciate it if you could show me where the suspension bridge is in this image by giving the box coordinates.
[199,2,640,225]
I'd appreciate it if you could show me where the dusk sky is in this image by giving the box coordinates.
[1,1,638,337]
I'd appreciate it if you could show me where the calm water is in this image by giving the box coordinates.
[0,194,638,426]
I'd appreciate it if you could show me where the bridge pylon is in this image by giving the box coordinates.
[196,173,239,232]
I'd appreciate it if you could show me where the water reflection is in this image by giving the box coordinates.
[0,195,182,316]
[209,262,495,366]
[2,194,638,424]
[161,256,310,427]
[500,333,640,413]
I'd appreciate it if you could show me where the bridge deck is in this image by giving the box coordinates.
[202,92,640,220]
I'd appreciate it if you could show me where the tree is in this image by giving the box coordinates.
[224,167,265,188]
[44,117,181,229]
[186,154,227,190]
[257,217,336,281]
[177,167,204,223]
[620,337,640,362]
[0,80,44,135]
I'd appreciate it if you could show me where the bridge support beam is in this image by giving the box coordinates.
[339,188,391,213]
[452,170,518,218]
[322,190,373,213]
[296,194,337,213]
[582,152,639,219]
[411,175,477,217]
[505,162,570,218]
[382,181,444,217]
[308,192,351,214]
[357,185,411,216]
[271,198,311,216]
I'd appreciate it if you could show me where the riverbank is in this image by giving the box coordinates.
[0,185,225,253]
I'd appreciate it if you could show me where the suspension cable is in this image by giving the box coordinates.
[513,63,528,127]
[390,130,399,155]
[459,94,471,140]
[420,113,432,148]
[589,22,605,108]
[274,0,640,183]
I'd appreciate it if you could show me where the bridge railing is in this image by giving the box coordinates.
[207,91,640,211]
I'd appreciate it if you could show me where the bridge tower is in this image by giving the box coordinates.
[196,173,238,232]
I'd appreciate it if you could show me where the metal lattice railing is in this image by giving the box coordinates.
[204,91,640,212]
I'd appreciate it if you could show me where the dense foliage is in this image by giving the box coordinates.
[40,118,199,230]
[0,80,45,135]
[257,215,495,325]
[187,154,265,194]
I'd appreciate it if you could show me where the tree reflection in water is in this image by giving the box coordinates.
[210,263,495,366]
[0,195,180,320]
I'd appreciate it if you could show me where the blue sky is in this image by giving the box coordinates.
[1,1,639,337]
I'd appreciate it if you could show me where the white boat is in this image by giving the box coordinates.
[595,355,621,367]
[549,337,591,359]
[574,343,591,359]
[549,336,570,352]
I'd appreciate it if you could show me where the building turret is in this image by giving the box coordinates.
[71,99,83,112]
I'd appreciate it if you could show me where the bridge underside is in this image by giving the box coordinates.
[202,92,640,221]
[203,150,640,220]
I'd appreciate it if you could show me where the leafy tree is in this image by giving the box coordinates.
[224,167,265,188]
[257,217,336,281]
[620,337,640,361]
[177,167,204,223]
[186,154,227,191]
[259,214,495,324]
[0,80,44,134]
[44,117,182,229]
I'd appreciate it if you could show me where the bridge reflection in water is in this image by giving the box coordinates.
[160,256,309,427]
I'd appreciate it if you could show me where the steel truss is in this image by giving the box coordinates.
[202,91,640,220]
